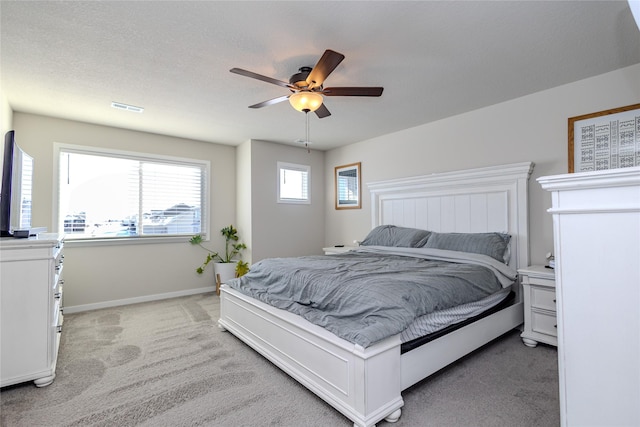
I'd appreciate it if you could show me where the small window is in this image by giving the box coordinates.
[277,161,310,204]
[56,144,209,240]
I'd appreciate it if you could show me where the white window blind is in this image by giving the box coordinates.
[277,161,310,204]
[17,150,33,229]
[337,168,358,205]
[57,146,207,239]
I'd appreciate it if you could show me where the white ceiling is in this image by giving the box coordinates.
[1,1,639,151]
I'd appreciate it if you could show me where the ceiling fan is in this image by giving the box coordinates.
[230,49,383,118]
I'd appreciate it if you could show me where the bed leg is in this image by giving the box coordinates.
[384,408,402,423]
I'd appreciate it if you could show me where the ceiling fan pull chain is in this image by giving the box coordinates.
[305,111,311,153]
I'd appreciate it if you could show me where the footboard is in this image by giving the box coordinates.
[218,285,404,427]
[400,300,524,390]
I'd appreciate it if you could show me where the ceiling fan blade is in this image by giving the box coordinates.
[249,95,290,109]
[230,68,294,89]
[323,87,384,97]
[314,103,331,118]
[306,49,345,90]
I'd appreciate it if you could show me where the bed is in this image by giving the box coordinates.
[218,162,533,427]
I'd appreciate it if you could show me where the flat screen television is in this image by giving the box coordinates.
[0,130,33,237]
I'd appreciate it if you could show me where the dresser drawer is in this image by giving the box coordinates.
[531,286,556,312]
[53,253,64,290]
[53,299,63,328]
[531,310,557,337]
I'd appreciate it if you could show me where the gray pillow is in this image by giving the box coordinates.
[423,231,511,263]
[360,225,431,248]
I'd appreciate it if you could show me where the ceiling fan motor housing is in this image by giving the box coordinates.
[289,67,313,89]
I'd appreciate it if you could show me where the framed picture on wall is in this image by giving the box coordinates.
[568,103,640,173]
[335,162,361,210]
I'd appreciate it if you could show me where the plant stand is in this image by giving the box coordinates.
[214,262,237,286]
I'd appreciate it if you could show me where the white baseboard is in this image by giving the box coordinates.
[63,286,216,314]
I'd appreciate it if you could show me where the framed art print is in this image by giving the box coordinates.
[568,103,640,173]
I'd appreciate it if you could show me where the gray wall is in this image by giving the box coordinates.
[5,63,639,310]
[247,139,325,262]
[1,92,12,135]
[12,113,236,310]
[324,64,640,266]
[9,114,326,311]
[236,139,253,263]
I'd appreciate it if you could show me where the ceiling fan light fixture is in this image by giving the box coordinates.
[289,91,323,113]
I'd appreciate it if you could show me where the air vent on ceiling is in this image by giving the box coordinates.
[111,102,144,113]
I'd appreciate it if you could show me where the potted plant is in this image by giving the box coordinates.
[190,224,247,283]
[235,260,250,277]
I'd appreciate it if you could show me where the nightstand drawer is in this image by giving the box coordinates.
[527,274,555,287]
[531,310,558,337]
[531,287,556,311]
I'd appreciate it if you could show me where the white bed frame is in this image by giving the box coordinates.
[219,162,533,427]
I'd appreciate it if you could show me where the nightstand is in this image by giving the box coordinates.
[323,246,357,255]
[519,265,557,348]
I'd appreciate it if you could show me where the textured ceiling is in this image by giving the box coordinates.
[1,1,639,150]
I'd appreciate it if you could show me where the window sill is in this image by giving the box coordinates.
[63,235,192,248]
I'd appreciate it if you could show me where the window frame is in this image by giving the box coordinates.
[335,162,361,209]
[54,143,210,245]
[276,161,311,205]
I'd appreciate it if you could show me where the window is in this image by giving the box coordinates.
[56,144,208,240]
[16,149,33,230]
[277,161,310,204]
[335,162,361,209]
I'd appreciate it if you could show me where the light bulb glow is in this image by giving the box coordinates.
[289,91,323,112]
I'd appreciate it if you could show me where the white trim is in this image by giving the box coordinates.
[63,286,216,313]
[277,161,311,204]
[63,235,192,248]
[367,162,534,193]
[547,207,640,214]
[368,162,533,271]
[54,142,210,164]
[53,142,210,240]
[538,165,640,190]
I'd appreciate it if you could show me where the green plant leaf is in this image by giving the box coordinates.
[190,225,247,272]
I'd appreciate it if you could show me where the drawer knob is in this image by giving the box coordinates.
[54,292,62,300]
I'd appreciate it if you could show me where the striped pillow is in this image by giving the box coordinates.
[423,232,511,263]
[360,225,431,248]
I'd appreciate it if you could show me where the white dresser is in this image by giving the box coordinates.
[539,167,640,427]
[519,265,557,347]
[0,233,64,387]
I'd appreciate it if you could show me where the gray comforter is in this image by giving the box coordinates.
[225,246,517,348]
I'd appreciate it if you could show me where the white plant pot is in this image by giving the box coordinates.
[214,262,237,284]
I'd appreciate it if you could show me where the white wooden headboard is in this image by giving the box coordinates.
[367,162,534,270]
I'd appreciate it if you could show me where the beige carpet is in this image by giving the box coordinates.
[0,293,559,426]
